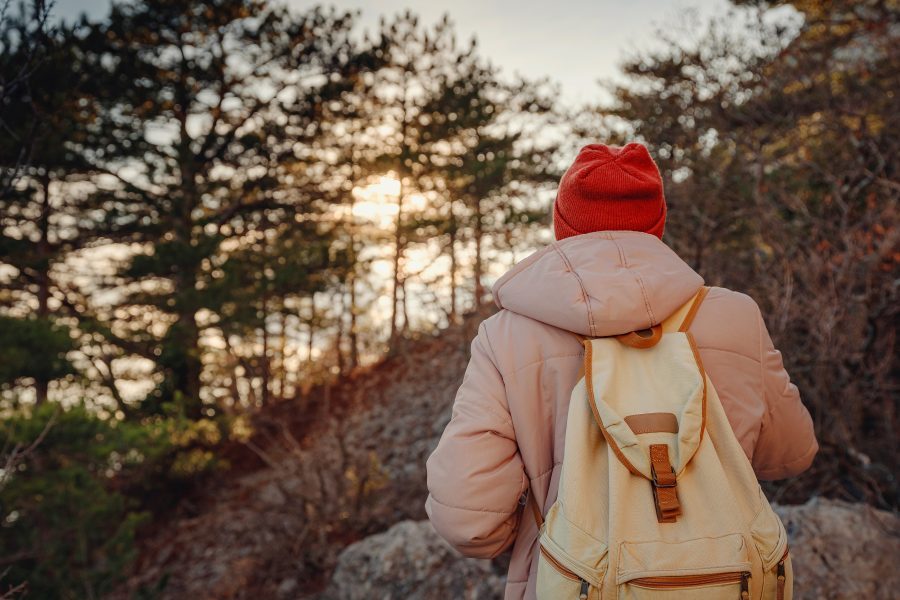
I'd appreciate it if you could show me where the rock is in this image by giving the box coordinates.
[258,482,287,506]
[277,578,298,598]
[322,520,504,600]
[325,499,899,600]
[775,498,900,600]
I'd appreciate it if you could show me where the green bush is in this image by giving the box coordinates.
[0,403,230,599]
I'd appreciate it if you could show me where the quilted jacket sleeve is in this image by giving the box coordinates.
[425,323,528,558]
[751,309,819,480]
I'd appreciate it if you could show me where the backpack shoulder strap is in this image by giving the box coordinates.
[662,286,709,333]
[577,286,710,344]
[679,286,710,331]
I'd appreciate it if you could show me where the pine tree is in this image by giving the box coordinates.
[426,52,562,309]
[76,0,373,417]
[365,13,470,346]
[0,4,93,403]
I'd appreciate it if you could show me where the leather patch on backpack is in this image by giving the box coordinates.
[625,412,679,434]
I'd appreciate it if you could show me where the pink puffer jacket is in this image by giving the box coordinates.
[425,231,818,600]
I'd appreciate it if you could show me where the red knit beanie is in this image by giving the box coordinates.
[553,143,667,240]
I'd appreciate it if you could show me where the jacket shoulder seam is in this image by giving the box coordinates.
[608,232,656,324]
[549,242,597,336]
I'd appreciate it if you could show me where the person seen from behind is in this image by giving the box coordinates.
[425,142,818,599]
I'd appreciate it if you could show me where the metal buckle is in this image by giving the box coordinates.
[651,466,677,488]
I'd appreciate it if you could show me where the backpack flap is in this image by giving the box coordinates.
[583,332,707,483]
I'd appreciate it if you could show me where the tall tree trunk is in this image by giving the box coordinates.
[169,310,202,418]
[260,292,270,406]
[183,318,202,417]
[400,275,410,334]
[347,190,360,370]
[348,276,359,370]
[389,69,411,349]
[35,172,51,405]
[277,310,287,401]
[473,195,485,308]
[174,99,203,418]
[448,201,459,324]
[389,177,405,346]
[306,294,316,370]
[223,333,242,408]
[334,289,346,376]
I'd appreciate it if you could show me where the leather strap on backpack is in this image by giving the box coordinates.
[615,324,663,348]
[649,443,682,522]
[561,287,708,526]
[646,286,707,523]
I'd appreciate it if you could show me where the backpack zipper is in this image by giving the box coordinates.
[776,546,789,600]
[539,545,591,598]
[630,570,750,598]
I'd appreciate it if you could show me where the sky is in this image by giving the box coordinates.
[52,0,732,106]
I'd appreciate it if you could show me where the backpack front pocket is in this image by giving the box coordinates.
[617,534,752,600]
[773,548,792,600]
[622,570,750,599]
[536,503,607,600]
[536,544,599,600]
[750,499,792,600]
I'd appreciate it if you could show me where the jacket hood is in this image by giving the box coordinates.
[492,231,704,337]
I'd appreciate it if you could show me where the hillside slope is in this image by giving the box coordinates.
[112,316,483,599]
[113,310,896,600]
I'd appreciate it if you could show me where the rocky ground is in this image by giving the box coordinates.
[112,313,899,599]
[322,521,505,600]
[324,499,900,600]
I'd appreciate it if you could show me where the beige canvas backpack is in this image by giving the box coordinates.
[532,287,792,600]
